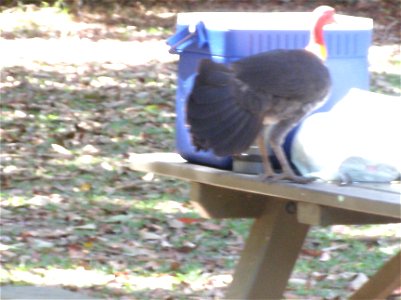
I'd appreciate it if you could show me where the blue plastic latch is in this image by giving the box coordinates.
[167,22,208,54]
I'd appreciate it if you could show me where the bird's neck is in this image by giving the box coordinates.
[306,17,328,60]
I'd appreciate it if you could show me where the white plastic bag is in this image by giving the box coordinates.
[291,88,401,182]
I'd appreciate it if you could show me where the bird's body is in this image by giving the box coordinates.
[186,6,335,183]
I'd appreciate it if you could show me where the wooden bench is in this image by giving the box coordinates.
[129,152,401,299]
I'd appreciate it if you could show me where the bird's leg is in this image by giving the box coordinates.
[256,132,275,180]
[269,120,315,184]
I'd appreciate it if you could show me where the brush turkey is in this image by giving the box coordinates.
[186,6,335,183]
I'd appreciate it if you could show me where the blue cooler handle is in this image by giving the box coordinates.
[167,22,208,54]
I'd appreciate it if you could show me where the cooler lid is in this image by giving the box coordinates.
[167,12,373,57]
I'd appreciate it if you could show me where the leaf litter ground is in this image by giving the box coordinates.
[0,3,400,300]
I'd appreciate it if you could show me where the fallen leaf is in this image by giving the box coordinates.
[140,231,162,240]
[144,260,160,271]
[30,238,55,249]
[51,144,73,156]
[311,272,327,281]
[319,251,331,261]
[0,243,11,251]
[13,110,27,118]
[177,217,202,224]
[2,165,18,174]
[167,219,184,229]
[68,244,86,259]
[348,273,369,291]
[115,181,141,191]
[289,278,308,286]
[0,250,17,260]
[27,229,71,239]
[340,272,358,280]
[176,241,197,253]
[79,182,92,192]
[170,261,181,271]
[322,243,349,252]
[99,223,115,234]
[144,223,163,232]
[83,241,94,249]
[20,231,35,240]
[104,214,132,223]
[74,223,97,230]
[100,161,114,171]
[142,172,154,181]
[82,144,99,154]
[301,248,322,257]
[161,240,173,248]
[122,247,155,257]
[200,222,223,231]
[65,212,83,222]
[77,120,102,131]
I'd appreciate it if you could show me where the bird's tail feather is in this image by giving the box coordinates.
[186,89,233,120]
[187,59,264,156]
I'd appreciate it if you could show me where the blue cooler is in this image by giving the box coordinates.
[167,12,373,169]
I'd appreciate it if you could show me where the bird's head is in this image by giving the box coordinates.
[307,6,336,60]
[313,5,336,24]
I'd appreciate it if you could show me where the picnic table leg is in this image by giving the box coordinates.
[225,200,310,300]
[349,250,401,300]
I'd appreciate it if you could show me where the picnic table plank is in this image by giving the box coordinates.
[297,203,400,225]
[128,153,401,219]
[190,182,267,218]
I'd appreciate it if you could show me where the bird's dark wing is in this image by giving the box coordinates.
[187,59,265,156]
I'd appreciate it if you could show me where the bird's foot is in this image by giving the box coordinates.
[260,172,316,184]
[277,173,316,184]
[259,173,277,182]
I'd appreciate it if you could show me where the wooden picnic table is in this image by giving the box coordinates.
[129,152,401,299]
